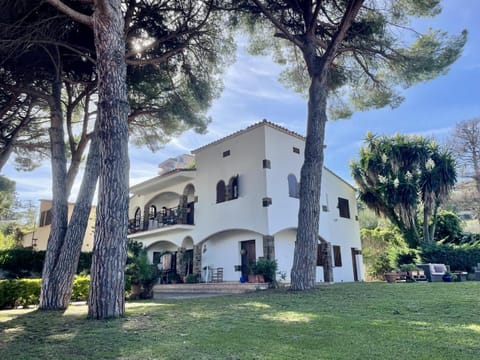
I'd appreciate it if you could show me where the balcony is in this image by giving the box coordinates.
[128,205,194,235]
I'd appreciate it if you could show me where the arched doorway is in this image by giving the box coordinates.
[183,184,196,225]
[178,236,194,277]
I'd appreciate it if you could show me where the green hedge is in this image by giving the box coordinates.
[0,279,41,309]
[71,275,90,302]
[0,249,92,279]
[0,275,90,309]
[420,243,480,272]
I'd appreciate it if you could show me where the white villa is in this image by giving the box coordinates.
[128,120,364,283]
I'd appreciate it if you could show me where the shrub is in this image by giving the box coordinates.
[361,226,408,279]
[251,259,278,282]
[399,263,418,272]
[71,275,90,301]
[0,249,92,279]
[185,274,199,283]
[396,248,420,266]
[0,249,44,278]
[420,243,480,272]
[0,279,41,309]
[457,232,480,245]
[125,241,159,298]
[0,276,90,309]
[369,253,394,278]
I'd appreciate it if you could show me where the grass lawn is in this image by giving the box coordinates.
[1,282,480,360]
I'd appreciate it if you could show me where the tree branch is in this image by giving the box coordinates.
[45,0,93,27]
[322,0,365,66]
[126,47,185,66]
[251,0,304,49]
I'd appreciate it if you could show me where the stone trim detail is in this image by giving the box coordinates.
[263,235,275,260]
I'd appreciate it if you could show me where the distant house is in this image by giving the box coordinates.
[22,199,96,252]
[128,120,364,283]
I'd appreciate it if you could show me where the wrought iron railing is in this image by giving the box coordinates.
[128,205,193,234]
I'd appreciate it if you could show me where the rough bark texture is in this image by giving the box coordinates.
[290,72,328,291]
[423,196,431,244]
[320,239,333,283]
[87,0,129,319]
[39,78,69,310]
[289,1,363,290]
[48,127,100,309]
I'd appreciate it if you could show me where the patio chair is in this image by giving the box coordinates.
[211,267,224,283]
[429,264,448,282]
[416,263,448,282]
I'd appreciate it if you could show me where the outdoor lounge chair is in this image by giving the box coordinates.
[416,263,448,282]
[429,264,448,282]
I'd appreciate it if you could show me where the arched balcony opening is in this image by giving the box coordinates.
[216,180,226,203]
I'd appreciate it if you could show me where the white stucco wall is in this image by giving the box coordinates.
[129,173,196,220]
[193,126,269,241]
[319,170,362,282]
[200,230,264,281]
[127,121,363,282]
[263,125,304,234]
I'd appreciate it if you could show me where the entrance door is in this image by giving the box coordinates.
[241,240,256,279]
[351,248,361,281]
[184,249,194,275]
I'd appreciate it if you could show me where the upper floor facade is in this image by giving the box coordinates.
[128,120,359,247]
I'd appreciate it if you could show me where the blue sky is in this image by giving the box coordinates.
[3,0,480,206]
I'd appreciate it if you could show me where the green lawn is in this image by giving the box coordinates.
[1,282,480,359]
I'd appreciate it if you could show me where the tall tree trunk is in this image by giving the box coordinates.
[66,93,92,196]
[320,239,333,283]
[429,205,439,243]
[88,0,129,319]
[45,125,100,309]
[289,3,363,291]
[39,77,69,310]
[290,70,328,291]
[423,203,430,243]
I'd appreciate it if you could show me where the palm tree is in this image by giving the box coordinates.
[351,134,456,247]
[420,148,456,243]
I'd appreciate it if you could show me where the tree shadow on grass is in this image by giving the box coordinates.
[0,302,173,360]
[2,284,480,360]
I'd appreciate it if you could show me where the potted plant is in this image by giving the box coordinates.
[400,263,423,281]
[167,271,182,284]
[442,272,456,282]
[384,272,399,283]
[250,258,278,284]
[184,273,199,283]
[400,263,417,274]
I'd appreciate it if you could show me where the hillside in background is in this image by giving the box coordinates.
[446,180,480,233]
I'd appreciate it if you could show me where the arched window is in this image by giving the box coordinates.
[288,174,299,198]
[134,208,142,229]
[228,175,239,200]
[216,180,226,203]
[149,205,157,219]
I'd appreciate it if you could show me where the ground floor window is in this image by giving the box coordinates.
[333,245,342,267]
[317,244,324,266]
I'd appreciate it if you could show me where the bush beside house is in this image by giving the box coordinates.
[0,249,92,279]
[420,243,480,272]
[0,275,91,309]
